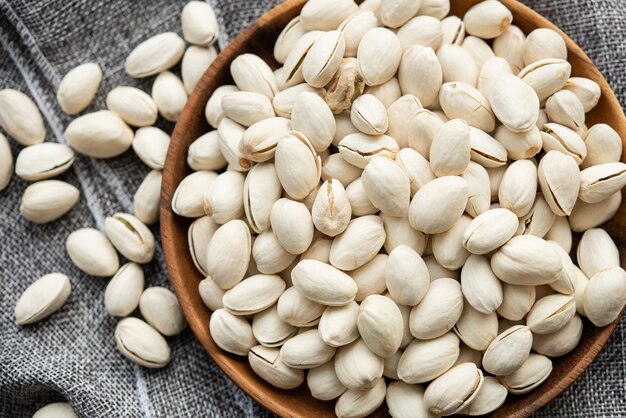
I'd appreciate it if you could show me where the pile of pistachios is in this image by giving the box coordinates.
[173,0,626,416]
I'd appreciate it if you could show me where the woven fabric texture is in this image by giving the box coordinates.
[0,0,624,417]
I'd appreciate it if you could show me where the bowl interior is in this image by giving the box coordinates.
[160,0,626,417]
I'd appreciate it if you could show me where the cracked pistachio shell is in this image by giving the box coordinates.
[0,133,11,190]
[409,278,463,340]
[181,1,218,46]
[519,194,556,238]
[492,25,525,74]
[274,17,307,64]
[330,215,386,271]
[325,58,366,114]
[545,90,586,132]
[319,301,360,347]
[104,263,144,317]
[210,308,256,356]
[499,354,552,394]
[581,123,622,168]
[351,94,388,135]
[106,86,158,127]
[20,180,79,224]
[252,229,297,275]
[300,0,358,30]
[338,10,378,57]
[387,95,423,149]
[482,325,532,376]
[462,161,490,217]
[104,213,155,264]
[206,220,251,289]
[312,179,352,237]
[409,176,468,234]
[252,305,297,347]
[532,314,583,357]
[458,376,507,416]
[399,45,443,107]
[183,46,218,93]
[64,110,133,158]
[463,0,512,39]
[66,228,119,277]
[273,84,324,118]
[538,151,580,216]
[424,363,484,416]
[151,71,188,121]
[541,123,587,164]
[323,154,364,188]
[462,36,496,69]
[478,57,513,99]
[277,286,325,327]
[362,156,410,217]
[115,317,171,367]
[432,214,472,270]
[386,246,430,306]
[454,304,498,352]
[346,177,377,216]
[460,254,504,315]
[125,32,184,77]
[132,127,169,170]
[223,274,286,316]
[248,345,305,389]
[240,116,292,163]
[15,273,71,325]
[408,109,445,158]
[280,329,336,369]
[230,53,279,99]
[133,169,162,226]
[564,77,601,112]
[437,45,479,87]
[198,276,224,311]
[489,74,539,133]
[57,62,102,115]
[440,82,495,132]
[270,198,314,255]
[441,16,465,46]
[398,333,460,384]
[469,127,507,168]
[139,286,186,336]
[523,28,567,65]
[302,30,346,88]
[397,15,444,52]
[498,159,537,217]
[291,92,335,152]
[203,171,244,224]
[497,284,536,321]
[206,85,239,128]
[583,267,626,327]
[570,191,622,232]
[463,208,518,255]
[494,124,542,160]
[545,215,572,252]
[395,148,436,196]
[335,338,384,391]
[579,162,626,203]
[15,142,74,181]
[282,31,323,87]
[217,118,253,171]
[188,216,218,276]
[430,119,471,177]
[357,295,404,357]
[518,58,571,102]
[292,259,357,306]
[338,133,399,169]
[491,235,563,285]
[0,89,45,146]
[335,377,386,418]
[350,254,388,302]
[576,228,620,278]
[275,131,321,200]
[526,294,576,334]
[221,91,275,127]
[386,382,434,418]
[308,361,347,401]
[357,28,402,86]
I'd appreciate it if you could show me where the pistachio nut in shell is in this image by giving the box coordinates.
[439,82,495,132]
[564,77,601,112]
[499,354,552,394]
[532,314,583,357]
[307,361,347,401]
[280,329,337,369]
[579,162,626,204]
[357,295,404,358]
[541,123,587,165]
[386,382,434,418]
[20,180,80,224]
[319,301,360,347]
[104,263,144,317]
[338,132,400,169]
[581,123,623,168]
[576,228,620,278]
[15,142,75,181]
[248,345,305,389]
[66,228,119,277]
[463,0,512,39]
[463,208,518,255]
[492,26,525,73]
[15,273,71,325]
[312,179,352,237]
[277,286,325,327]
[537,151,580,216]
[252,304,297,347]
[454,303,498,352]
[381,212,428,255]
[270,198,314,255]
[0,89,45,145]
[104,213,155,264]
[115,317,171,368]
[300,0,358,31]
[570,191,622,233]
[409,176,468,234]
[385,245,430,306]
[468,127,507,168]
[139,286,186,336]
[291,259,357,306]
[409,278,463,340]
[423,363,484,416]
[351,94,389,135]
[64,110,133,158]
[489,74,539,133]
[243,162,282,234]
[274,131,321,200]
[460,254,503,315]
[209,308,256,356]
[205,220,251,290]
[223,274,286,316]
[494,124,542,160]
[429,119,471,177]
[291,91,336,152]
[124,32,184,78]
[522,28,567,65]
[518,58,571,102]
[583,267,626,327]
[330,215,386,271]
[458,376,508,416]
[357,27,402,86]
[497,159,537,217]
[482,325,533,376]
[397,332,460,384]
[361,156,410,217]
[526,294,576,334]
[431,214,472,270]
[33,403,76,418]
[335,377,386,418]
[398,45,443,107]
[334,338,384,391]
[497,283,536,321]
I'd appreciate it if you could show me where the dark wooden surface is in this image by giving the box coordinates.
[160,0,626,417]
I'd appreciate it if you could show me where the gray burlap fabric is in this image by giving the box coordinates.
[0,0,624,417]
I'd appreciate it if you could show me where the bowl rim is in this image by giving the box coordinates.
[161,0,626,417]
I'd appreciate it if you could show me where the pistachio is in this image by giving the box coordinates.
[499,354,552,394]
[463,208,518,255]
[206,220,252,289]
[131,126,169,170]
[441,16,465,46]
[334,338,384,391]
[209,308,256,356]
[325,58,366,114]
[33,403,76,418]
[519,194,556,238]
[0,133,11,191]
[395,148,436,196]
[541,123,587,164]
[498,159,537,217]
[330,215,386,271]
[104,263,144,317]
[319,301,360,347]
[577,228,620,278]
[437,44,479,87]
[581,123,623,168]
[346,177,378,216]
[115,317,171,367]
[357,28,402,86]
[361,156,410,217]
[66,228,119,277]
[545,90,586,133]
[523,28,567,66]
[532,314,583,357]
[518,58,571,102]
[335,377,386,418]
[231,53,279,99]
[19,180,79,224]
[387,95,424,149]
[339,10,378,57]
[497,284,536,321]
[423,363,484,416]
[181,1,218,46]
[563,77,601,112]
[460,254,504,314]
[570,192,622,232]
[397,15,444,52]
[283,31,324,87]
[270,198,314,255]
[432,214,472,270]
[312,179,352,236]
[104,213,155,264]
[221,91,275,128]
[494,125,542,160]
[275,131,321,199]
[125,32,184,77]
[583,267,626,327]
[408,109,445,158]
[462,36,496,69]
[252,229,297,275]
[106,86,158,127]
[280,329,337,369]
[489,74,539,133]
[223,274,286,316]
[350,254,388,302]
[291,92,335,152]
[463,0,512,39]
[492,25,525,73]
[139,286,186,336]
[277,286,325,327]
[386,382,433,418]
[15,273,71,325]
[350,94,388,135]
[57,63,102,115]
[545,215,572,252]
[538,151,580,216]
[409,278,464,340]
[468,127,507,168]
[206,85,239,128]
[242,162,282,233]
[64,110,133,158]
[308,361,347,400]
[323,153,364,187]
[188,216,218,276]
[579,162,626,203]
[477,57,513,99]
[300,0,358,31]
[385,246,430,306]
[454,303,498,352]
[252,304,297,347]
[399,46,443,107]
[292,259,357,306]
[248,345,305,389]
[409,176,468,234]
[151,71,188,121]
[440,82,495,132]
[526,294,576,334]
[482,325,532,376]
[398,333,460,384]
[274,17,307,64]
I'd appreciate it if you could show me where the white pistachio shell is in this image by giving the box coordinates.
[66,228,119,277]
[209,308,257,356]
[409,176,468,234]
[280,329,337,369]
[105,263,144,317]
[64,110,133,158]
[482,325,533,376]
[133,169,162,226]
[19,180,79,224]
[330,215,386,271]
[0,89,45,145]
[292,259,358,306]
[125,32,185,77]
[104,213,155,264]
[248,345,305,389]
[206,220,252,290]
[15,273,71,325]
[460,254,503,315]
[132,127,170,170]
[223,274,286,316]
[409,278,463,340]
[397,333,460,384]
[57,63,102,115]
[181,1,219,46]
[115,317,171,368]
[172,170,218,218]
[139,286,186,336]
[106,86,158,127]
[423,363,484,416]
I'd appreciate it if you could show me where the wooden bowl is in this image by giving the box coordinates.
[161,0,626,416]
